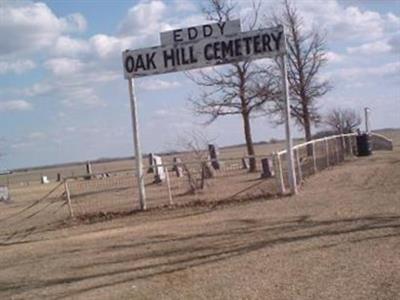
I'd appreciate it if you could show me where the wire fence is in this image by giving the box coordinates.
[63,155,279,218]
[273,133,357,194]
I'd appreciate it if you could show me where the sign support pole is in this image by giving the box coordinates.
[280,30,297,195]
[128,78,147,210]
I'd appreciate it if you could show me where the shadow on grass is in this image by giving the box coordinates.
[1,213,399,298]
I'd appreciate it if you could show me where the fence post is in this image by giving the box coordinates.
[348,135,353,156]
[295,148,303,184]
[312,142,317,173]
[64,179,74,218]
[325,138,330,167]
[273,153,286,194]
[335,137,340,164]
[165,167,173,205]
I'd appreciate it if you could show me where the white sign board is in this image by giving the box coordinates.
[160,20,241,45]
[123,25,284,78]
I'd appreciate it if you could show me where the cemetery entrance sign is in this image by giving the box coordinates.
[123,24,284,78]
[122,20,297,210]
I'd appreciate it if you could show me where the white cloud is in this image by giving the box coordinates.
[139,79,181,91]
[0,59,36,75]
[29,131,47,140]
[118,0,168,37]
[325,51,344,63]
[44,58,85,75]
[0,2,87,56]
[0,100,32,112]
[52,36,90,57]
[347,40,392,55]
[333,61,400,80]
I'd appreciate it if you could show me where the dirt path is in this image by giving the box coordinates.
[0,149,399,300]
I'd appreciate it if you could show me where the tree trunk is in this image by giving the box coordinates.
[241,112,257,172]
[303,105,313,156]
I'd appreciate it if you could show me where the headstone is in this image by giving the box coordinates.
[153,155,166,183]
[208,144,220,170]
[202,162,215,179]
[57,173,62,182]
[147,153,155,173]
[0,186,10,202]
[41,176,50,184]
[172,157,183,177]
[241,157,249,169]
[260,158,274,178]
[86,161,92,175]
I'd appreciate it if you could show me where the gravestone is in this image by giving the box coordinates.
[172,157,183,177]
[0,186,10,202]
[86,161,92,175]
[57,173,62,182]
[208,144,220,170]
[147,153,155,173]
[153,155,166,183]
[260,158,274,178]
[41,176,50,184]
[241,157,249,169]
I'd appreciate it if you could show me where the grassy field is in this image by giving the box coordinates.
[0,132,399,299]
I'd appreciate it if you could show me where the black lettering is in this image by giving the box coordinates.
[253,35,261,53]
[213,42,221,59]
[262,33,272,51]
[243,37,252,54]
[189,46,198,63]
[175,48,181,65]
[203,25,212,37]
[146,52,156,69]
[271,31,283,51]
[204,43,213,60]
[135,54,145,71]
[234,39,242,56]
[173,29,183,42]
[163,49,175,67]
[181,48,190,64]
[125,56,134,73]
[188,27,198,40]
[221,40,233,58]
[217,22,226,35]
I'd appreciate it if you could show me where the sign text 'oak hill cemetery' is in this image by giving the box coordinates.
[123,20,284,78]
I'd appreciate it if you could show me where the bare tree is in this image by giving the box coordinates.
[266,0,331,145]
[177,130,215,193]
[325,108,361,134]
[188,0,276,172]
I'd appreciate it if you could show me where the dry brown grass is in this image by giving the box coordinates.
[0,132,399,299]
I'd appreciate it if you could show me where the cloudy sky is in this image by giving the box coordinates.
[0,0,399,169]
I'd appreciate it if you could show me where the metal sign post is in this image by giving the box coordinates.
[128,78,146,210]
[280,29,297,195]
[364,107,370,134]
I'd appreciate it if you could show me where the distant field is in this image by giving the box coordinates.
[1,128,398,186]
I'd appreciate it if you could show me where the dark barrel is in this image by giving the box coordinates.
[356,133,372,156]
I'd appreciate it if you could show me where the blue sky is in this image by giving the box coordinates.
[0,0,399,170]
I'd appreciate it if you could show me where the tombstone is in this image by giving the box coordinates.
[0,186,10,202]
[41,176,50,184]
[260,158,274,178]
[202,162,215,179]
[172,157,183,177]
[241,157,249,169]
[147,153,155,173]
[57,173,62,182]
[86,161,92,175]
[208,144,220,170]
[153,155,166,183]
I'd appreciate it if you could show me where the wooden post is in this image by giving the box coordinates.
[312,142,317,173]
[128,77,146,210]
[274,153,286,194]
[295,148,303,183]
[325,138,330,167]
[64,179,74,218]
[165,167,173,205]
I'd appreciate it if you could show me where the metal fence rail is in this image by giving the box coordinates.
[272,133,357,194]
